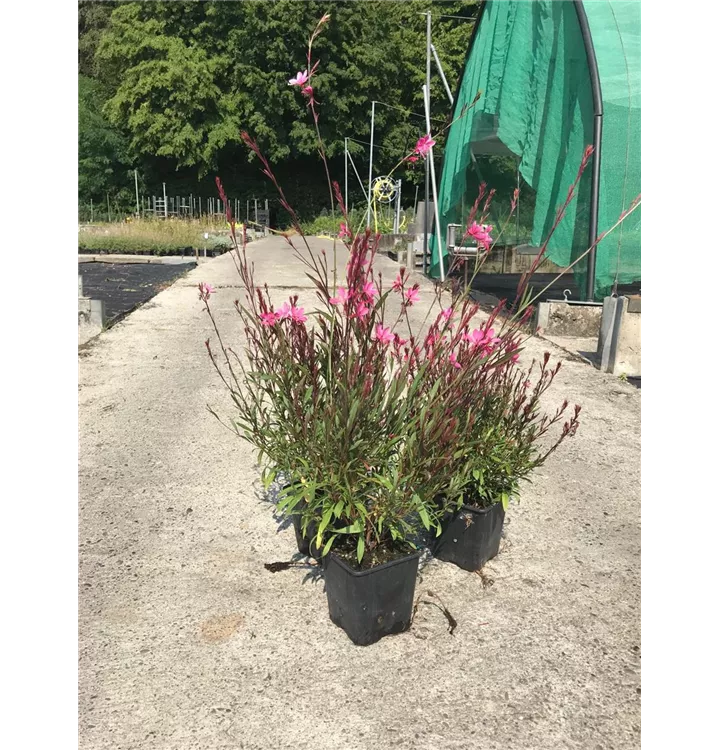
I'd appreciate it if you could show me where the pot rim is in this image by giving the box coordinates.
[455,500,506,515]
[327,548,421,578]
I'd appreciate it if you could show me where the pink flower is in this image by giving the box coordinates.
[289,306,307,323]
[355,303,370,319]
[394,334,408,347]
[198,282,216,302]
[463,328,486,347]
[406,155,418,164]
[289,70,309,87]
[259,311,278,326]
[415,134,436,158]
[449,352,462,370]
[392,273,404,292]
[301,85,313,97]
[467,222,493,250]
[338,222,350,240]
[440,307,453,321]
[363,281,378,300]
[404,286,420,305]
[275,302,292,320]
[329,287,350,306]
[374,324,394,345]
[484,328,501,347]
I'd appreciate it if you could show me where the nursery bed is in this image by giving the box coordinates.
[78,261,196,321]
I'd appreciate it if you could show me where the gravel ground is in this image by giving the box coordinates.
[79,236,640,750]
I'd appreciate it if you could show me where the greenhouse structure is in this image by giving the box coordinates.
[429,0,640,300]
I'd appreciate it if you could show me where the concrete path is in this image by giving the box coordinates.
[79,236,640,750]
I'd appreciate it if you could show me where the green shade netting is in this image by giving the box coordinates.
[429,0,640,299]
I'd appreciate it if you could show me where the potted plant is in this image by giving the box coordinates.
[392,192,586,572]
[431,352,581,571]
[202,215,470,643]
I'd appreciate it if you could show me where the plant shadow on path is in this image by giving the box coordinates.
[256,475,293,533]
[257,477,325,585]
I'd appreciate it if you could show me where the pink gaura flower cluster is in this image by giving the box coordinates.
[288,69,313,98]
[467,222,493,250]
[289,70,308,87]
[260,300,308,326]
[374,324,394,346]
[462,326,502,354]
[198,282,215,302]
[329,284,373,320]
[415,135,436,158]
[390,268,420,306]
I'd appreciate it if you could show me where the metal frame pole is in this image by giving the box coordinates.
[423,11,431,274]
[574,0,604,301]
[134,169,140,218]
[368,101,376,229]
[431,44,454,105]
[344,137,349,212]
[394,179,402,234]
[348,152,369,200]
[423,84,445,282]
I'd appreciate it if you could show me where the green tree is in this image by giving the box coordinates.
[78,74,133,204]
[78,0,115,78]
[80,0,480,216]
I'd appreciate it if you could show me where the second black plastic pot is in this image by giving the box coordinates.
[324,549,420,646]
[432,501,505,571]
[290,500,321,559]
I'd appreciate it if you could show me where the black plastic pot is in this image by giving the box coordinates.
[324,549,421,646]
[291,509,321,559]
[432,502,505,571]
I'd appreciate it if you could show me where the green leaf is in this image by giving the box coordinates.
[501,493,510,511]
[334,521,363,534]
[262,468,276,490]
[322,534,337,556]
[418,506,431,530]
[356,536,365,563]
[317,507,333,546]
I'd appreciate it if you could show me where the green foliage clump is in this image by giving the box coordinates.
[78,234,186,256]
[78,219,233,255]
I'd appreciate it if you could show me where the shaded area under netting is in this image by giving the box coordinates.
[429,0,640,300]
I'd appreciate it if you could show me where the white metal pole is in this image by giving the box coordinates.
[394,179,402,234]
[431,44,454,106]
[368,100,375,229]
[423,11,431,274]
[344,137,348,212]
[134,169,140,218]
[348,152,369,201]
[163,182,167,218]
[423,84,445,282]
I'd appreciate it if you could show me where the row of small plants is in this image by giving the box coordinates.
[78,218,234,256]
[199,14,638,646]
[299,207,414,237]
